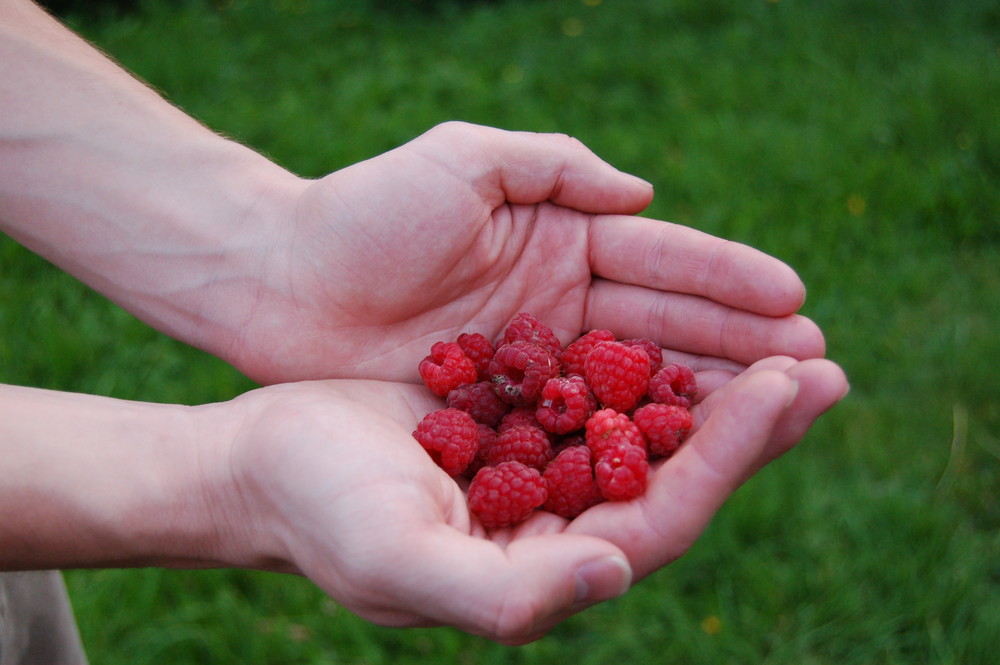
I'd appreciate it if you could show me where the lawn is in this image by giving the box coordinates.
[3,0,999,662]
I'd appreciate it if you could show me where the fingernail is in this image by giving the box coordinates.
[626,173,654,190]
[574,556,632,606]
[785,379,801,407]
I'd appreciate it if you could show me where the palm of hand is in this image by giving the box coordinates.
[225,355,846,644]
[228,123,661,384]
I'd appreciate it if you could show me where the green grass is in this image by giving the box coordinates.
[2,0,998,662]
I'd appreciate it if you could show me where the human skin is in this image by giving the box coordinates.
[0,357,846,645]
[0,0,849,645]
[1,0,824,387]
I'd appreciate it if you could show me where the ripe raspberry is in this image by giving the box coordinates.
[552,432,586,457]
[560,329,615,376]
[468,461,548,529]
[457,332,496,381]
[412,408,480,476]
[535,375,597,435]
[594,441,649,501]
[446,381,510,428]
[489,341,560,407]
[648,363,698,409]
[464,423,499,479]
[502,312,563,357]
[584,341,651,412]
[621,338,663,375]
[584,408,645,459]
[499,406,548,433]
[486,424,554,471]
[418,341,477,397]
[542,445,604,519]
[632,403,693,458]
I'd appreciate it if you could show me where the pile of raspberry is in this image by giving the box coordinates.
[413,313,697,529]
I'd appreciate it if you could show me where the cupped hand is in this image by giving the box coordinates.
[210,356,846,645]
[226,122,824,384]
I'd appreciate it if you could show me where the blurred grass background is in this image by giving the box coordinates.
[2,0,998,662]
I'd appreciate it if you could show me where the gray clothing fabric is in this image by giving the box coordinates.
[0,571,88,665]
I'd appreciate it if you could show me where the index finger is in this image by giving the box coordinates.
[588,215,806,317]
[565,369,796,579]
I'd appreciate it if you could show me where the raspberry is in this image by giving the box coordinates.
[498,406,548,434]
[542,445,604,519]
[560,329,615,376]
[594,441,649,501]
[446,381,510,428]
[489,341,560,407]
[418,341,478,397]
[584,408,645,459]
[584,341,651,412]
[648,363,698,409]
[468,461,548,529]
[457,332,496,381]
[553,432,586,456]
[502,312,563,357]
[486,424,554,471]
[535,375,597,435]
[412,408,480,476]
[464,423,499,479]
[621,338,663,375]
[632,403,693,458]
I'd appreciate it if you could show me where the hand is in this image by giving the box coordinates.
[211,356,846,645]
[223,122,825,384]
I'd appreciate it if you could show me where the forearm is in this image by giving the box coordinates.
[0,383,268,572]
[0,0,305,358]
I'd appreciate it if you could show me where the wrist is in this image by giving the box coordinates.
[0,384,284,572]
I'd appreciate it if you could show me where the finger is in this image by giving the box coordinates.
[587,280,827,364]
[355,524,631,645]
[692,357,849,472]
[567,370,796,579]
[417,122,655,215]
[756,358,849,468]
[588,215,807,317]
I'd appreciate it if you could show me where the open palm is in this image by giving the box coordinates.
[221,355,846,645]
[226,123,825,384]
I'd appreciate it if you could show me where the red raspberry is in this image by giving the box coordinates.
[632,403,693,458]
[446,381,510,428]
[489,341,560,407]
[468,461,548,529]
[502,312,563,356]
[560,329,615,376]
[535,375,597,435]
[621,338,663,375]
[464,423,499,479]
[542,445,604,519]
[412,408,480,476]
[457,332,496,381]
[553,432,586,456]
[584,341,651,412]
[418,341,477,397]
[594,441,649,501]
[648,363,698,409]
[584,408,645,459]
[486,424,554,471]
[499,406,548,433]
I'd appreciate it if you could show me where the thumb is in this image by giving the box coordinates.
[357,523,632,645]
[568,369,798,580]
[417,121,655,214]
